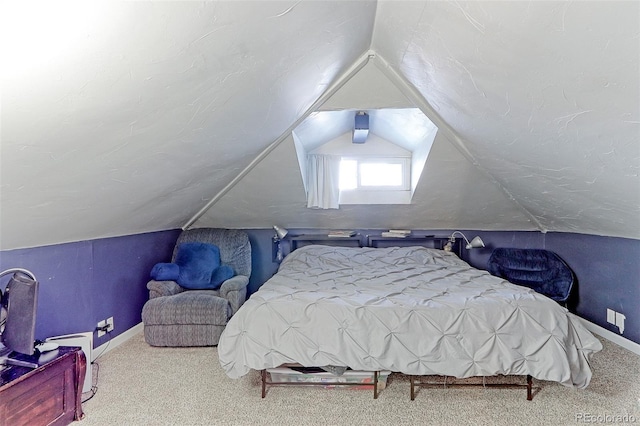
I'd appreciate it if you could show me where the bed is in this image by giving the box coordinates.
[217,243,602,398]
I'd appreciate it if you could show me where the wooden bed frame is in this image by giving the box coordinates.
[260,369,536,400]
[410,374,536,401]
[262,233,537,400]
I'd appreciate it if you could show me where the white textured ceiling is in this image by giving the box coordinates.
[1,1,638,249]
[372,0,640,238]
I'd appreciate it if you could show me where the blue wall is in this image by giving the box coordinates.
[0,230,180,347]
[1,228,638,347]
[463,231,639,344]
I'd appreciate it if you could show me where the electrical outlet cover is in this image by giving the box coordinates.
[615,312,626,334]
[97,319,107,337]
[607,308,616,324]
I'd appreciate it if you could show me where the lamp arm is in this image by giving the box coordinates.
[449,231,471,246]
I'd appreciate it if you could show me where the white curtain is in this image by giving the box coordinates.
[306,154,340,209]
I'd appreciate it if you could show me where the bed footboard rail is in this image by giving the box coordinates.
[410,374,536,401]
[261,369,382,399]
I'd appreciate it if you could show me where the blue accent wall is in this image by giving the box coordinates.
[545,233,639,343]
[0,230,180,347]
[1,228,638,348]
[462,231,639,344]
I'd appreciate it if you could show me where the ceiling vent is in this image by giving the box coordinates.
[352,111,369,144]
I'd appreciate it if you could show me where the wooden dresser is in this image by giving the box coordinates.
[0,346,86,426]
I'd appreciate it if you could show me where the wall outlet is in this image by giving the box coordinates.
[97,319,107,337]
[615,312,626,334]
[607,308,626,334]
[96,317,114,337]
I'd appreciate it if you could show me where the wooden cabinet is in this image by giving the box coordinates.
[0,347,86,426]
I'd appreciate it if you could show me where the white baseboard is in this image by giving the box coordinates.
[92,322,143,362]
[579,317,640,356]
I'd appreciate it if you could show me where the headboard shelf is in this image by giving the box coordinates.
[288,234,363,251]
[367,235,461,256]
[283,234,464,258]
[368,235,437,246]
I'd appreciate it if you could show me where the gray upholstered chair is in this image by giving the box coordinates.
[141,228,251,346]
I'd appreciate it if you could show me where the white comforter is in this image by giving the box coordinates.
[218,245,602,388]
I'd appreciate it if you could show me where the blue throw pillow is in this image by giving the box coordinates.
[150,263,180,281]
[174,243,221,289]
[210,265,235,289]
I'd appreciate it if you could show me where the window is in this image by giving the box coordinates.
[337,156,412,205]
[339,157,410,191]
[294,108,438,208]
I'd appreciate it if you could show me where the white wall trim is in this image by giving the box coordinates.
[92,322,143,362]
[579,317,640,356]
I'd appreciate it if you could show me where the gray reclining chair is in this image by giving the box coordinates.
[142,228,251,346]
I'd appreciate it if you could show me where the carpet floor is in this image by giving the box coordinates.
[81,332,639,425]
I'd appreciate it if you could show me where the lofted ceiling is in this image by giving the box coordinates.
[1,1,638,250]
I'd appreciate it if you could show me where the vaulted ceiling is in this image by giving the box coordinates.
[1,1,638,250]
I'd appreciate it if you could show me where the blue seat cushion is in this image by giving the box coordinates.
[150,262,180,281]
[487,248,574,303]
[174,243,221,290]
